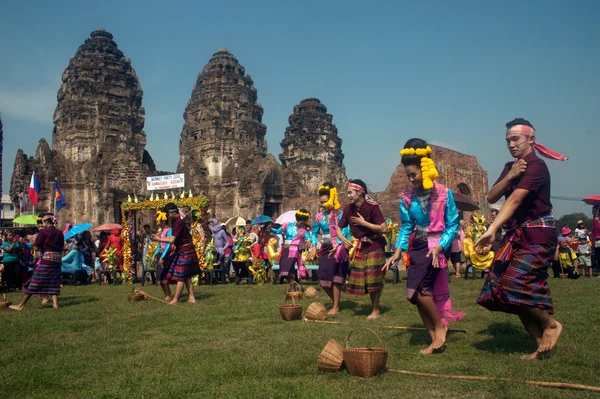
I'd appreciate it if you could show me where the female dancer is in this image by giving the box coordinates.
[271,209,311,283]
[384,138,465,354]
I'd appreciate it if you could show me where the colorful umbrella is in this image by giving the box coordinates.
[582,195,600,206]
[453,192,480,212]
[93,223,123,232]
[64,223,93,240]
[251,215,273,225]
[275,210,297,226]
[12,215,39,225]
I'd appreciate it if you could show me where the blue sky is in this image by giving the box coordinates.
[1,0,598,218]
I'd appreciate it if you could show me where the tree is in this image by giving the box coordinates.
[556,212,591,233]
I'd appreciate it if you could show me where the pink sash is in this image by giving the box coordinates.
[288,225,309,278]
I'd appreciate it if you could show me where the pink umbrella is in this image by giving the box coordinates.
[275,210,297,226]
[582,195,600,206]
[93,223,123,232]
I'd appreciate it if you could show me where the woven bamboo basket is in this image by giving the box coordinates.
[279,297,302,321]
[285,281,303,300]
[127,293,147,302]
[304,286,318,299]
[317,339,345,372]
[343,328,388,378]
[305,302,327,321]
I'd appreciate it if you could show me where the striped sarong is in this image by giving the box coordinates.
[156,252,176,286]
[278,247,298,280]
[166,245,200,282]
[478,243,555,314]
[318,242,349,289]
[347,249,385,296]
[25,251,62,296]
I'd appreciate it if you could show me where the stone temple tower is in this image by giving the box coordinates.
[279,98,347,193]
[178,48,267,187]
[10,29,156,223]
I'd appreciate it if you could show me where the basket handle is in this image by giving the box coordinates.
[285,280,302,293]
[345,328,385,349]
[282,296,297,306]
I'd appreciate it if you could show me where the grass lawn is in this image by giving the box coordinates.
[1,275,599,399]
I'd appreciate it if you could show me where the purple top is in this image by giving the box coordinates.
[34,226,64,253]
[339,200,386,253]
[171,218,193,248]
[495,151,557,245]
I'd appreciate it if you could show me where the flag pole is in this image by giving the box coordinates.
[54,178,58,226]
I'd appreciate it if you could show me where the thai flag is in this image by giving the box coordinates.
[28,172,40,206]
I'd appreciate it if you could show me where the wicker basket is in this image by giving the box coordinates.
[343,328,388,378]
[317,339,345,371]
[279,297,302,321]
[0,301,12,309]
[127,293,147,302]
[305,302,327,321]
[285,281,303,300]
[304,286,318,299]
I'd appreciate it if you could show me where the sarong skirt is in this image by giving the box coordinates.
[406,237,440,303]
[166,245,200,282]
[278,247,297,280]
[26,252,62,296]
[477,243,555,314]
[347,249,385,296]
[318,242,349,289]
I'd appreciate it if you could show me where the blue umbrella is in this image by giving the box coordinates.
[64,223,93,240]
[251,215,273,225]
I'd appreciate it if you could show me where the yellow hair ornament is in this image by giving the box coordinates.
[155,211,167,223]
[296,210,310,218]
[420,156,439,190]
[318,185,331,191]
[322,187,341,210]
[401,146,433,157]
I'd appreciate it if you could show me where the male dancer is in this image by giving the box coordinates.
[476,118,566,359]
[337,179,387,320]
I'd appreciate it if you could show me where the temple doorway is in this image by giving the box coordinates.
[263,202,280,219]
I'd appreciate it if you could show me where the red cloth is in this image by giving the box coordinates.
[494,151,557,246]
[339,200,386,254]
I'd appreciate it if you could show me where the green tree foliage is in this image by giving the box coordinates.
[556,212,591,233]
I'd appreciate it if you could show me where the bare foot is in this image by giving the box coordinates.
[419,344,435,355]
[433,325,448,350]
[52,305,59,309]
[520,351,540,360]
[41,297,49,305]
[538,321,563,353]
[187,298,196,304]
[537,347,556,360]
[366,312,380,320]
[164,296,173,302]
[168,299,179,305]
[9,305,23,311]
[327,308,339,316]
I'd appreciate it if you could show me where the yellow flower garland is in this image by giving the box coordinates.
[400,146,439,190]
[322,187,341,210]
[296,210,310,218]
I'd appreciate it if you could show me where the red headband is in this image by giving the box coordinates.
[348,183,365,193]
[506,125,568,161]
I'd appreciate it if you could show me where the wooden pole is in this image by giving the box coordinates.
[385,326,468,333]
[387,369,600,392]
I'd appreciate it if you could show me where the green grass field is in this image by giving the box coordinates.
[1,276,599,399]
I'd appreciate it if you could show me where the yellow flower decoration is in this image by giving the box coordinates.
[322,187,341,210]
[420,156,439,190]
[296,210,310,218]
[318,185,331,191]
[155,211,167,223]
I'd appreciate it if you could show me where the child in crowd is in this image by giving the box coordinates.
[576,234,593,278]
[555,237,579,279]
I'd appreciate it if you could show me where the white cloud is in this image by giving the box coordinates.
[0,89,56,125]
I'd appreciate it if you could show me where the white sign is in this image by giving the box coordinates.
[146,174,185,191]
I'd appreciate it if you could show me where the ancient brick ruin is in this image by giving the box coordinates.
[280,98,346,193]
[10,29,156,223]
[376,145,489,222]
[9,30,488,225]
